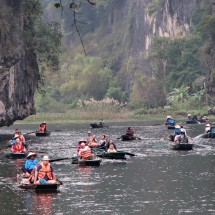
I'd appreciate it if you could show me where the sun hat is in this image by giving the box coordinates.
[206,124,210,127]
[42,122,46,124]
[175,124,180,128]
[80,142,86,147]
[87,130,91,134]
[167,115,172,118]
[42,155,50,161]
[79,139,87,143]
[187,114,191,116]
[27,152,37,158]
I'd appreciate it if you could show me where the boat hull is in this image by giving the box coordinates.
[35,131,51,137]
[78,159,102,166]
[19,183,60,190]
[172,143,193,150]
[5,152,27,159]
[90,123,107,128]
[121,135,135,141]
[186,120,198,124]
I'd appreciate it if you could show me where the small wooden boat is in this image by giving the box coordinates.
[171,143,193,150]
[35,131,51,137]
[186,120,199,124]
[120,135,136,141]
[5,151,27,159]
[78,158,102,166]
[90,123,108,128]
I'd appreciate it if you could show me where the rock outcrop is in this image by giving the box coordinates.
[0,0,40,126]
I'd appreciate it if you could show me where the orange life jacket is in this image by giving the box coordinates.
[37,163,53,180]
[12,144,25,152]
[80,147,92,159]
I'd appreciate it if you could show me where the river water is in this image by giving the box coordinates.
[0,121,214,215]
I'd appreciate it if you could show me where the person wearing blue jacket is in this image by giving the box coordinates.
[22,152,39,176]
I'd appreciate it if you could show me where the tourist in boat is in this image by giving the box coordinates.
[174,131,189,144]
[166,115,175,126]
[98,134,107,149]
[11,133,19,145]
[174,124,181,135]
[18,131,26,144]
[13,129,20,139]
[89,135,99,147]
[22,152,39,177]
[105,139,117,151]
[205,124,211,133]
[78,142,93,160]
[34,155,57,184]
[39,122,47,133]
[86,130,92,144]
[11,138,26,153]
[107,144,117,153]
[126,127,136,137]
[180,125,187,135]
[77,139,88,154]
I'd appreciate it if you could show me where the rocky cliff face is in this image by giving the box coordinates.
[0,0,40,126]
[101,0,198,92]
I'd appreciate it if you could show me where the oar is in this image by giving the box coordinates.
[194,119,201,124]
[25,131,37,135]
[117,151,136,156]
[28,150,47,153]
[50,157,70,162]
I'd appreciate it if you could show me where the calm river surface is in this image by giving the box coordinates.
[0,121,214,215]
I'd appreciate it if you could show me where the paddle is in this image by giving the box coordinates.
[50,158,70,162]
[117,151,136,156]
[25,131,37,135]
[28,150,47,153]
[194,119,201,124]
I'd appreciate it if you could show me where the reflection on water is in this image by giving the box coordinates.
[0,122,214,214]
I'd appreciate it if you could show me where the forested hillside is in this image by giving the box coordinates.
[36,0,215,113]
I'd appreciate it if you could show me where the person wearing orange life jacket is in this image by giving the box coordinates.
[77,139,88,154]
[11,138,26,153]
[89,135,99,147]
[34,155,57,184]
[78,142,93,160]
[39,122,47,133]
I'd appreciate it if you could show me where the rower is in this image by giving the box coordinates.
[174,131,188,144]
[34,155,57,184]
[89,135,99,147]
[22,152,39,177]
[86,130,92,144]
[126,127,136,137]
[98,134,106,149]
[39,122,47,133]
[174,124,181,135]
[105,139,117,151]
[18,131,26,144]
[180,125,187,135]
[166,115,175,126]
[78,142,93,160]
[11,138,26,153]
[205,124,211,133]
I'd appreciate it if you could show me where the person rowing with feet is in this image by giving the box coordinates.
[174,131,189,144]
[39,122,47,133]
[126,127,136,138]
[89,135,99,148]
[34,155,57,184]
[105,139,117,151]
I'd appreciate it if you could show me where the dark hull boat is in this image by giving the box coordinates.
[19,183,60,191]
[78,158,102,166]
[171,143,193,150]
[121,135,136,141]
[97,152,126,160]
[90,123,108,128]
[35,131,51,137]
[186,120,198,124]
[5,151,27,159]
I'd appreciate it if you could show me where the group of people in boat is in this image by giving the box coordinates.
[187,114,209,122]
[22,153,57,185]
[77,131,118,160]
[39,122,47,133]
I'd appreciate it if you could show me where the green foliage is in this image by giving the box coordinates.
[106,87,128,102]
